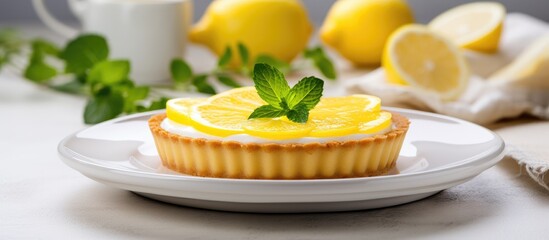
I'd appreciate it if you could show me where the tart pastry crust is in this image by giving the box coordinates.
[149,112,410,179]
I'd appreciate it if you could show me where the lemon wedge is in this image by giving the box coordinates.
[429,2,505,52]
[383,24,469,101]
[489,35,549,87]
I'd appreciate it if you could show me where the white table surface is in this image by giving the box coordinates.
[2,24,549,240]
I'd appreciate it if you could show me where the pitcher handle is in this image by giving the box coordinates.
[32,0,80,38]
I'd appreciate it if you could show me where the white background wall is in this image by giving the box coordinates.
[0,0,548,25]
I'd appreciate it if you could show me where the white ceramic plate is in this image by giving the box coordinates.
[58,108,505,213]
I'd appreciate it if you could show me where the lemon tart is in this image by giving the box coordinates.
[148,87,409,179]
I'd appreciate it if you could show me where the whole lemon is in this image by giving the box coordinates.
[190,0,313,67]
[320,0,414,66]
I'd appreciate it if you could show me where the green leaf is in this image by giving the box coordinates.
[60,34,109,74]
[0,28,24,69]
[192,74,216,95]
[252,63,290,108]
[304,47,337,80]
[31,39,59,56]
[24,38,60,82]
[170,58,193,84]
[286,76,324,109]
[50,79,85,94]
[147,97,169,111]
[84,89,124,124]
[87,60,130,85]
[24,60,57,82]
[248,105,287,119]
[315,57,336,80]
[237,42,249,66]
[216,74,241,88]
[217,46,232,68]
[286,103,309,123]
[136,97,168,112]
[123,86,149,113]
[254,54,291,73]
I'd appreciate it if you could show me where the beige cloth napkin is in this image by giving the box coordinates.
[345,13,549,189]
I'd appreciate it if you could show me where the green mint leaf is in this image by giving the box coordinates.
[237,42,249,66]
[248,105,288,119]
[31,39,59,57]
[136,97,168,112]
[192,74,216,95]
[24,38,60,82]
[217,46,232,68]
[170,58,193,84]
[24,60,57,82]
[84,89,124,124]
[50,78,85,94]
[146,97,169,111]
[286,103,309,123]
[87,60,130,85]
[252,63,290,108]
[254,54,291,73]
[216,73,241,88]
[285,76,324,109]
[304,47,337,80]
[0,28,24,69]
[60,34,109,74]
[123,86,149,113]
[315,57,336,80]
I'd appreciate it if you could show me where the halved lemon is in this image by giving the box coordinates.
[383,24,469,101]
[428,2,505,52]
[166,98,207,125]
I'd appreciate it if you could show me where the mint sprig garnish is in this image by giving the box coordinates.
[249,63,323,123]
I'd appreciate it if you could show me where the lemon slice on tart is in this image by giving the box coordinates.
[243,118,316,140]
[207,86,265,110]
[428,2,505,52]
[166,98,207,125]
[308,95,381,137]
[383,24,469,101]
[170,88,389,140]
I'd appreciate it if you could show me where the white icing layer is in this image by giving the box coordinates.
[160,119,392,144]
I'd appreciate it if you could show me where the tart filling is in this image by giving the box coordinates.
[160,118,393,144]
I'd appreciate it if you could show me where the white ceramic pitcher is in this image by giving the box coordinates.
[32,0,193,84]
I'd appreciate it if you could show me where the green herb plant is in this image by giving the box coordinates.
[1,29,336,124]
[0,29,24,70]
[1,33,168,124]
[249,63,324,123]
